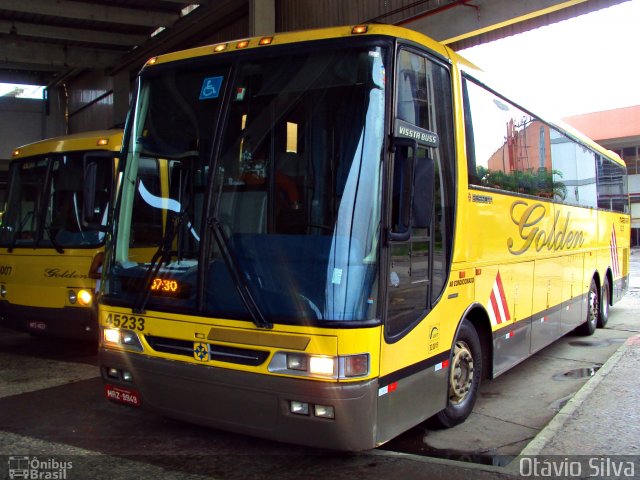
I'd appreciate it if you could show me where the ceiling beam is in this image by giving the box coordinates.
[1,40,124,70]
[0,20,148,46]
[110,0,247,75]
[0,0,179,28]
[399,0,629,44]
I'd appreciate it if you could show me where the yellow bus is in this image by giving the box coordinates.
[0,130,160,341]
[98,24,630,450]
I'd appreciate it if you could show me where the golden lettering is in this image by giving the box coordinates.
[507,201,585,255]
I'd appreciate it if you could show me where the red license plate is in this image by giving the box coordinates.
[28,321,47,331]
[105,384,141,407]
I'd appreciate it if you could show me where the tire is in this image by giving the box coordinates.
[431,319,483,428]
[577,278,598,336]
[597,277,610,328]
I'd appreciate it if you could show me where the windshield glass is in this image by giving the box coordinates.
[106,43,387,325]
[0,153,114,248]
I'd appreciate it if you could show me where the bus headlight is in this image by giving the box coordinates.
[309,356,335,376]
[269,352,369,379]
[102,328,143,352]
[77,289,93,306]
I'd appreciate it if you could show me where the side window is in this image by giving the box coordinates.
[596,155,629,213]
[464,78,554,198]
[549,129,597,208]
[131,158,163,246]
[387,49,454,339]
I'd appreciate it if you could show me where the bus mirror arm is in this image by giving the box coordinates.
[388,135,417,243]
[388,135,435,242]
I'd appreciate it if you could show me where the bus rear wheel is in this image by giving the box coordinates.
[597,277,610,328]
[431,319,482,428]
[577,278,598,336]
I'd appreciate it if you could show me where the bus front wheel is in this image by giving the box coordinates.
[431,319,482,428]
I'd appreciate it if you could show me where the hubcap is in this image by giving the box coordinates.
[449,340,474,404]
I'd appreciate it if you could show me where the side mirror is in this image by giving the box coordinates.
[83,160,98,224]
[389,120,438,242]
[82,157,110,232]
[412,156,435,229]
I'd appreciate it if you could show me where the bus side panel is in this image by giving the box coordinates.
[376,279,475,443]
[559,252,586,334]
[530,258,563,354]
[480,263,533,377]
[376,358,448,445]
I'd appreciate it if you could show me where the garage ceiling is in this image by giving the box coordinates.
[0,0,247,87]
[1,0,628,89]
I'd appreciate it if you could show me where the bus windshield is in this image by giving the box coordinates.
[107,43,387,325]
[0,153,113,249]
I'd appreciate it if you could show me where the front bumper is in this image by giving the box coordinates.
[100,347,379,451]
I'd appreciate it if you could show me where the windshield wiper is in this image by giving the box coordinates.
[132,210,186,314]
[209,218,272,329]
[44,227,65,254]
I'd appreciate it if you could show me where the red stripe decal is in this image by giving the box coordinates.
[489,290,502,324]
[495,271,511,321]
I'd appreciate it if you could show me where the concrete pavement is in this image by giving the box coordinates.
[1,250,640,479]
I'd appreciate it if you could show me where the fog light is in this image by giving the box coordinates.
[314,404,335,419]
[77,289,92,306]
[290,401,309,415]
[122,371,133,382]
[68,290,77,304]
[107,367,120,379]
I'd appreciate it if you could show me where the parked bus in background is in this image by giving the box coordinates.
[0,130,123,340]
[99,24,630,450]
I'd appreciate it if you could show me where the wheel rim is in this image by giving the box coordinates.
[449,340,474,405]
[588,284,599,327]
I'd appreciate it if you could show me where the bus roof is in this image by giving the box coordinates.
[139,23,624,170]
[143,24,468,69]
[12,129,123,159]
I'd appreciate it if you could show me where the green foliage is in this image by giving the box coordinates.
[476,166,566,200]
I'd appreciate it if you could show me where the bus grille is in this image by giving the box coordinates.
[144,335,269,366]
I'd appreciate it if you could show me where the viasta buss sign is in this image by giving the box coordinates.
[507,200,586,255]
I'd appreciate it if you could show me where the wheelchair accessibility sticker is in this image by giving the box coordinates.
[199,76,223,100]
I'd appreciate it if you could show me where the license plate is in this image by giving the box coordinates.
[28,321,47,331]
[105,384,141,407]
